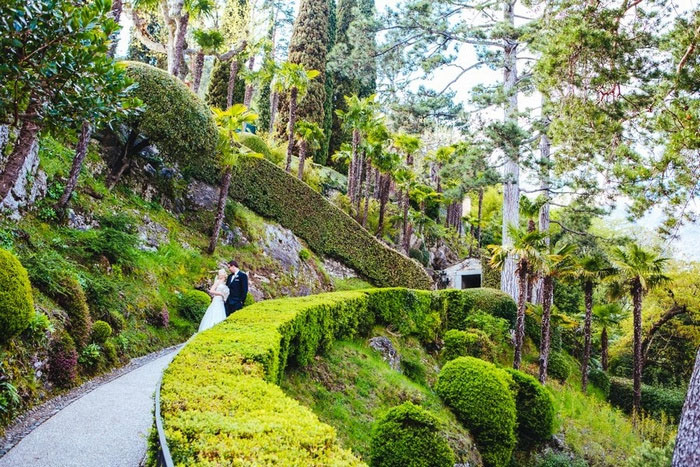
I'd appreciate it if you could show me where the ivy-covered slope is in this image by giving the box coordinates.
[230,156,432,289]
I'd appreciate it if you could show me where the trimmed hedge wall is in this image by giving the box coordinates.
[158,288,516,465]
[230,156,432,289]
[608,377,685,421]
[434,288,517,330]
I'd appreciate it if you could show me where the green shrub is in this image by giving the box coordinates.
[299,248,311,261]
[239,133,282,164]
[548,352,571,382]
[107,310,127,334]
[463,311,511,343]
[436,357,517,466]
[535,452,588,467]
[91,320,112,343]
[434,288,517,331]
[626,439,674,467]
[24,312,53,344]
[123,61,219,182]
[365,288,437,342]
[505,369,555,446]
[608,377,685,421]
[400,356,427,386]
[443,329,495,362]
[78,343,102,370]
[48,332,78,388]
[230,156,431,289]
[205,58,245,110]
[588,368,611,396]
[103,340,119,365]
[370,402,455,467]
[0,248,34,340]
[243,293,256,307]
[66,226,139,270]
[176,290,212,322]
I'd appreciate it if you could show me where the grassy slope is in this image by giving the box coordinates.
[280,335,482,466]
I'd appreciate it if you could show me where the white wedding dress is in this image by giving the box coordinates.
[198,282,229,332]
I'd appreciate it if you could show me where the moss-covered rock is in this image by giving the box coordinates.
[0,248,34,340]
[505,368,555,446]
[122,61,219,182]
[436,356,517,466]
[370,402,455,467]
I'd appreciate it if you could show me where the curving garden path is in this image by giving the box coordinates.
[0,348,178,467]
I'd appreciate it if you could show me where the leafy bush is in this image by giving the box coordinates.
[0,248,34,340]
[56,276,92,348]
[102,340,119,365]
[123,61,219,182]
[370,402,455,467]
[534,452,587,467]
[588,368,611,396]
[299,248,311,261]
[157,288,514,465]
[434,288,517,331]
[230,156,432,289]
[66,227,139,271]
[91,320,112,343]
[176,290,211,322]
[443,329,495,362]
[462,311,511,343]
[48,332,78,388]
[548,351,571,382]
[626,439,674,467]
[436,357,517,466]
[239,133,283,164]
[505,369,555,446]
[243,293,255,307]
[400,355,427,386]
[24,312,53,344]
[608,377,685,421]
[106,310,127,334]
[79,343,102,370]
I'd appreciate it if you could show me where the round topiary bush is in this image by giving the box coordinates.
[547,351,571,382]
[176,290,211,322]
[443,329,495,362]
[436,357,517,467]
[505,368,555,446]
[48,332,78,388]
[370,402,455,467]
[123,61,219,182]
[0,248,34,340]
[91,320,112,343]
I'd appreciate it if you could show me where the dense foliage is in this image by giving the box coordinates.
[608,377,686,421]
[370,402,455,467]
[0,249,34,340]
[442,329,495,362]
[230,155,431,289]
[505,368,555,446]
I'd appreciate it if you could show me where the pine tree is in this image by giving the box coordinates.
[275,0,330,138]
[206,58,246,109]
[318,0,337,164]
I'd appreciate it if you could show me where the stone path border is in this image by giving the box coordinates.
[0,344,182,457]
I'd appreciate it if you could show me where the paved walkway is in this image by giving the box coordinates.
[0,350,177,467]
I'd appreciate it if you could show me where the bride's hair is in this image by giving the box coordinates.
[217,269,227,280]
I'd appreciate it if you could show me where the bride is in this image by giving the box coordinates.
[198,269,230,332]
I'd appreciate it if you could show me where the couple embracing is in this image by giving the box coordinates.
[198,260,249,332]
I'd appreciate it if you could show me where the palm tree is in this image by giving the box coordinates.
[191,29,224,93]
[592,303,624,371]
[607,243,669,416]
[294,120,324,180]
[272,62,320,173]
[573,252,612,392]
[489,225,547,369]
[519,196,546,302]
[392,133,421,252]
[208,104,258,254]
[538,242,576,384]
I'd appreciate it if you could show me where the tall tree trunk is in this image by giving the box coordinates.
[227,59,241,108]
[533,126,551,305]
[361,158,371,228]
[377,174,389,236]
[108,0,123,57]
[269,91,279,131]
[243,55,256,107]
[208,167,233,254]
[172,13,189,78]
[538,275,554,383]
[192,51,205,93]
[354,152,365,216]
[402,190,410,252]
[0,99,42,203]
[56,121,92,210]
[348,128,359,199]
[297,140,307,180]
[514,260,528,370]
[581,280,594,392]
[601,327,609,371]
[632,280,643,417]
[500,0,520,301]
[672,347,700,467]
[285,87,298,173]
[476,189,484,247]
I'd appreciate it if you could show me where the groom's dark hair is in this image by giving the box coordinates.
[228,260,239,268]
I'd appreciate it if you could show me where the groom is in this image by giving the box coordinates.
[224,259,249,316]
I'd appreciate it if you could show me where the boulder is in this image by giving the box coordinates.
[322,257,359,280]
[369,336,401,371]
[186,180,219,210]
[137,215,169,251]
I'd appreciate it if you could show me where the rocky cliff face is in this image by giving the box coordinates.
[0,126,47,220]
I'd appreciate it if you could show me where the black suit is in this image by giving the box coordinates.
[225,270,248,316]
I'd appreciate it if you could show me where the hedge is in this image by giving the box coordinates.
[230,156,432,289]
[608,377,686,421]
[123,61,219,182]
[0,248,34,340]
[505,369,555,446]
[370,402,455,467]
[433,288,517,330]
[442,329,495,362]
[157,287,516,465]
[435,357,517,467]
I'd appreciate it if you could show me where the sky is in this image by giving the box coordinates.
[117,0,699,260]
